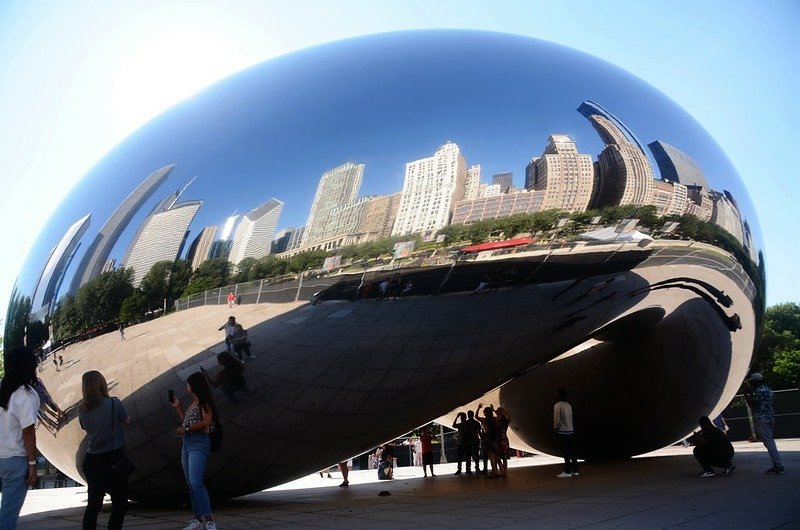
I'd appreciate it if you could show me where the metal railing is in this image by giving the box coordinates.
[719,388,800,441]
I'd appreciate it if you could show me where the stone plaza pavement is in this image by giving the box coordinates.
[18,440,799,529]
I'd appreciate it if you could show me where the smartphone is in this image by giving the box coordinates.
[168,389,174,404]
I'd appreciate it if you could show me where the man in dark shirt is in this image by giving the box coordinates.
[692,416,735,477]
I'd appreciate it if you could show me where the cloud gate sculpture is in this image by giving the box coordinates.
[4,30,764,503]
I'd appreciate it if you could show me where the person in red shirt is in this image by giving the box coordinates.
[226,292,235,308]
[420,426,436,477]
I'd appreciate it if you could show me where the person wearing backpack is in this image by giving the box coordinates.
[171,372,219,530]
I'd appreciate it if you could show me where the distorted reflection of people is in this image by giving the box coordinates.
[202,353,254,404]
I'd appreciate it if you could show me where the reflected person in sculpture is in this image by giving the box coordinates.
[172,372,219,530]
[0,346,39,530]
[79,370,129,530]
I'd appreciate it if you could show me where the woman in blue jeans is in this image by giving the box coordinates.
[0,346,40,530]
[172,372,218,530]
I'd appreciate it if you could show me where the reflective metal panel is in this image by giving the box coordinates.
[4,30,764,502]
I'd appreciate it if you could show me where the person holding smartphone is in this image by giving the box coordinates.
[171,373,219,530]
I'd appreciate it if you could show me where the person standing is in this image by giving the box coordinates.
[745,373,785,474]
[79,370,130,530]
[554,389,578,478]
[226,292,235,308]
[451,412,468,475]
[465,410,481,474]
[172,372,219,530]
[337,459,352,487]
[0,346,40,530]
[420,426,436,477]
[118,323,126,342]
[217,316,237,354]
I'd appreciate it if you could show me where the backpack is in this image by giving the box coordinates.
[209,418,223,452]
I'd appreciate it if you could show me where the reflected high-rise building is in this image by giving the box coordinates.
[452,189,544,224]
[578,103,654,208]
[685,186,713,221]
[492,172,513,193]
[208,214,240,260]
[577,100,647,155]
[648,140,710,189]
[68,165,173,294]
[302,162,364,246]
[29,214,91,320]
[123,199,203,286]
[527,134,594,212]
[229,199,284,265]
[710,190,744,245]
[393,142,467,236]
[358,193,401,240]
[272,227,305,254]
[650,180,689,216]
[186,226,218,270]
[464,165,481,200]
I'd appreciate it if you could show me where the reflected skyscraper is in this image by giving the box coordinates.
[651,180,689,216]
[711,191,744,244]
[68,165,173,294]
[123,199,203,286]
[229,199,284,265]
[492,172,513,193]
[579,103,654,208]
[464,165,481,200]
[393,142,467,236]
[302,162,364,247]
[452,189,544,224]
[186,226,218,270]
[527,134,594,212]
[648,140,710,189]
[577,100,647,155]
[30,213,91,320]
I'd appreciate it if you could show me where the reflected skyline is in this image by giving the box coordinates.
[2,29,767,504]
[29,96,757,305]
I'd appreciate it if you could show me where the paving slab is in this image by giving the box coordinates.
[18,440,799,529]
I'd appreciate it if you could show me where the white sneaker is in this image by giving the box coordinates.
[205,522,217,530]
[557,472,572,478]
[183,520,203,530]
[571,472,580,477]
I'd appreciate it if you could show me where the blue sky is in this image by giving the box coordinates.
[0,0,798,321]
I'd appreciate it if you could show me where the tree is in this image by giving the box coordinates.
[184,259,231,296]
[139,260,174,308]
[233,257,258,283]
[119,290,148,323]
[754,303,800,388]
[74,268,134,329]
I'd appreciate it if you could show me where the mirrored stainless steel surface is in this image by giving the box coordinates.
[4,30,764,502]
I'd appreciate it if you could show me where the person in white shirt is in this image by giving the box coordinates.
[554,388,578,478]
[0,346,40,530]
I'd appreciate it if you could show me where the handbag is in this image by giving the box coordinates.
[110,399,134,480]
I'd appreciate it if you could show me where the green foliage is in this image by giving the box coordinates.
[50,268,135,339]
[232,257,259,283]
[773,349,800,386]
[755,302,800,388]
[3,289,32,350]
[139,260,193,309]
[184,259,231,296]
[119,290,148,323]
[286,249,328,272]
